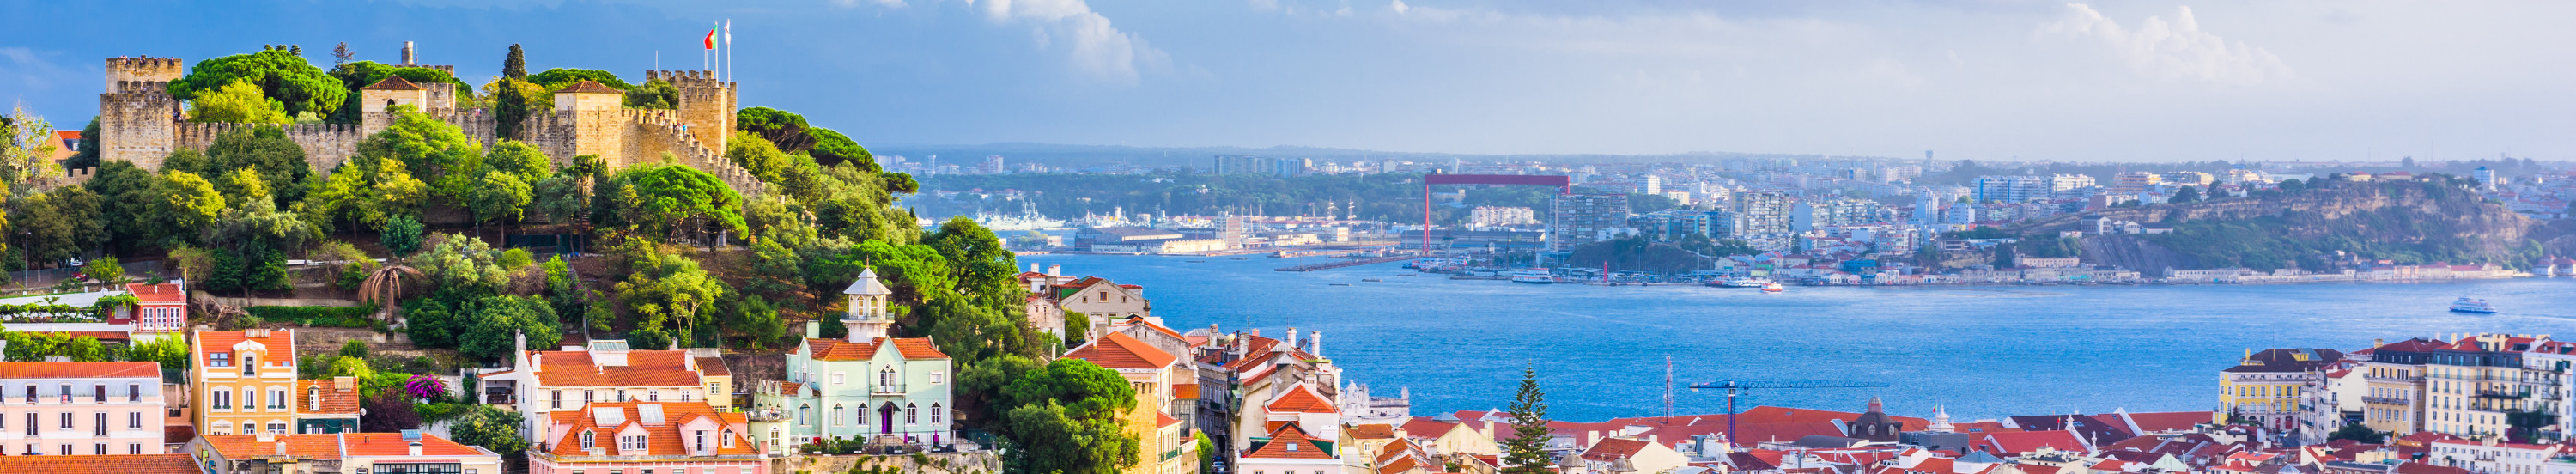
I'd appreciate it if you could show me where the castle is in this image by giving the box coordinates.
[94,46,767,196]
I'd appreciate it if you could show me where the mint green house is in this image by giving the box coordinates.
[760,269,956,451]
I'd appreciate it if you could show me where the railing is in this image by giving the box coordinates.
[871,384,908,396]
[2362,397,2411,405]
[2366,375,2425,383]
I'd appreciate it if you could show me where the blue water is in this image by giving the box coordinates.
[1020,254,2576,423]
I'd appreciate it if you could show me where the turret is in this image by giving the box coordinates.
[843,268,894,342]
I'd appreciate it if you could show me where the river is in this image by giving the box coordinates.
[1019,253,2576,422]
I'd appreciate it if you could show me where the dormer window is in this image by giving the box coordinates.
[242,355,258,375]
[580,430,595,449]
[618,434,646,451]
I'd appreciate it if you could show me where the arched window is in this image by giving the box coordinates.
[879,368,896,388]
[930,404,943,424]
[797,404,810,426]
[905,404,917,424]
[579,430,595,449]
[832,404,844,426]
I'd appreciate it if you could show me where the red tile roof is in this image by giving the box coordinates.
[361,76,422,91]
[0,453,200,474]
[532,350,706,386]
[125,283,184,303]
[1064,332,1177,370]
[1174,383,1200,399]
[1983,430,2087,454]
[202,434,345,459]
[2122,410,2214,433]
[296,379,362,416]
[1348,423,1396,440]
[1266,385,1338,414]
[0,362,157,379]
[805,337,951,362]
[193,330,295,366]
[1243,424,1333,459]
[542,402,756,458]
[1583,438,1650,460]
[1400,418,1458,439]
[343,432,489,457]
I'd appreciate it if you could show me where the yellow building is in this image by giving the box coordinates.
[1064,331,1199,474]
[2220,348,2343,432]
[190,329,297,435]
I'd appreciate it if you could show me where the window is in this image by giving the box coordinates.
[92,443,103,455]
[830,374,844,385]
[57,384,70,404]
[618,434,646,451]
[796,404,809,426]
[21,386,31,404]
[551,391,562,409]
[930,372,943,384]
[579,431,595,449]
[723,432,737,448]
[269,422,286,434]
[584,390,595,404]
[616,390,627,402]
[126,384,138,403]
[680,391,691,402]
[213,390,231,410]
[240,422,252,434]
[57,444,67,456]
[271,389,287,410]
[22,413,32,435]
[878,369,895,387]
[92,412,104,435]
[91,385,104,403]
[832,405,844,427]
[647,390,659,402]
[128,443,141,454]
[694,430,707,453]
[243,356,257,375]
[240,389,253,410]
[931,404,943,424]
[905,404,917,424]
[59,412,71,429]
[309,387,322,410]
[210,352,231,367]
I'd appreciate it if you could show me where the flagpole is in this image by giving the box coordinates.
[725,19,733,82]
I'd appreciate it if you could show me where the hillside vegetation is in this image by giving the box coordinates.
[2020,176,2543,271]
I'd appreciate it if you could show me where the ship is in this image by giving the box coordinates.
[973,204,1068,231]
[2451,297,2497,313]
[1760,281,1785,293]
[1511,269,1557,284]
[1713,278,1774,288]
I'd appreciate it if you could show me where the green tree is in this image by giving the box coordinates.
[624,79,679,110]
[807,127,875,170]
[340,339,371,359]
[187,80,290,125]
[491,78,542,139]
[2171,185,2202,204]
[85,256,123,283]
[380,216,425,257]
[484,140,553,184]
[195,125,312,206]
[14,185,106,264]
[501,45,527,79]
[726,131,797,185]
[2325,424,2385,443]
[735,107,817,152]
[1501,366,1552,474]
[526,69,634,90]
[170,48,346,118]
[352,106,483,204]
[161,171,228,233]
[617,252,726,348]
[459,295,560,362]
[467,171,533,230]
[125,336,191,370]
[450,405,531,456]
[614,164,747,242]
[997,358,1139,474]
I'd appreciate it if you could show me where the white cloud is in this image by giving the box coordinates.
[2040,3,2290,85]
[1389,0,1407,15]
[961,0,1170,84]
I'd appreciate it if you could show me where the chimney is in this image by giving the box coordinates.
[401,41,416,65]
[514,330,527,367]
[275,441,287,455]
[2374,338,2385,347]
[334,376,355,391]
[1048,264,1061,276]
[1030,264,1041,273]
[805,320,821,339]
[1288,327,1299,349]
[409,441,424,456]
[532,352,543,372]
[257,431,276,443]
[1310,331,1323,357]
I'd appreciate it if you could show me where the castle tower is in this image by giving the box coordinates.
[841,268,894,343]
[644,70,735,154]
[98,57,185,169]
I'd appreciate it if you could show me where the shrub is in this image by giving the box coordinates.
[497,248,533,270]
[245,306,376,327]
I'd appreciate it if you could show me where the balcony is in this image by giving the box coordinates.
[2475,391,2528,399]
[2362,397,2411,405]
[871,384,908,396]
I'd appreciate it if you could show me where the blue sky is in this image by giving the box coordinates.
[3,0,2571,161]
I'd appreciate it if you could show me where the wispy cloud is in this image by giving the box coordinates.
[0,47,77,112]
[961,0,1169,84]
[2039,3,2290,85]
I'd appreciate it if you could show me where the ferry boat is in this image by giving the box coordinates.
[1716,278,1774,288]
[1510,269,1556,284]
[2451,297,2497,313]
[1760,282,1785,293]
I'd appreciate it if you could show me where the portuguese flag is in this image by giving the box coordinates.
[703,27,717,50]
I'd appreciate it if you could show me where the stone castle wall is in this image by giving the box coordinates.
[103,57,183,92]
[171,122,366,173]
[99,80,181,169]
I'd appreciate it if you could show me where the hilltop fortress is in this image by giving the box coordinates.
[93,50,767,196]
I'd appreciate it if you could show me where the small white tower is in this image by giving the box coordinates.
[843,268,894,343]
[1930,404,1955,433]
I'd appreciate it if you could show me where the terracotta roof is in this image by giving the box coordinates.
[1157,412,1182,428]
[296,380,361,416]
[361,76,423,91]
[531,350,706,387]
[0,362,157,379]
[1583,437,1650,459]
[201,434,345,459]
[0,453,201,474]
[695,357,730,376]
[193,330,295,366]
[1400,419,1457,439]
[125,283,184,303]
[1266,385,1338,414]
[1173,383,1200,399]
[1984,430,2087,454]
[1348,423,1396,440]
[1064,332,1177,370]
[2123,410,2213,433]
[1243,424,1333,459]
[542,401,756,458]
[805,337,950,362]
[552,80,623,94]
[344,432,488,457]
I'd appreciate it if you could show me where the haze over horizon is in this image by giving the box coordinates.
[3,0,2570,163]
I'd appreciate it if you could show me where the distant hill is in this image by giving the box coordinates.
[870,142,1863,169]
[2016,177,2546,271]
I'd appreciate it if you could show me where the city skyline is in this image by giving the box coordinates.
[3,1,2572,162]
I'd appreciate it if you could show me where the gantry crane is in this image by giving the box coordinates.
[1688,380,1895,443]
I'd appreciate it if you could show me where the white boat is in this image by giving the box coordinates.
[1760,282,1785,293]
[1716,278,1773,289]
[2451,297,2497,313]
[1511,269,1556,284]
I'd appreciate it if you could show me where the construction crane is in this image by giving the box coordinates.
[1688,380,1893,445]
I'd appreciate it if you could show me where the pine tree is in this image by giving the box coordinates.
[332,42,353,66]
[1501,366,1554,474]
[503,44,526,79]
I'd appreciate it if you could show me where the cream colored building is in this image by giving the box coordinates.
[2219,348,2342,432]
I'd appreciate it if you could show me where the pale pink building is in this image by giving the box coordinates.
[0,362,169,455]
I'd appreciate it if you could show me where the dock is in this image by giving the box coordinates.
[1274,255,1419,272]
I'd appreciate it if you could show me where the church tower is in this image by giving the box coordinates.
[842,268,893,342]
[1929,404,1955,433]
[1850,396,1905,442]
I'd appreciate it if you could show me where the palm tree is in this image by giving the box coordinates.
[358,264,427,324]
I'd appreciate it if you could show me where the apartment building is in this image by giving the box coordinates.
[191,431,503,474]
[191,329,297,435]
[1549,194,1631,251]
[2357,335,2561,438]
[484,338,734,444]
[0,362,167,455]
[528,402,766,474]
[2220,349,2344,432]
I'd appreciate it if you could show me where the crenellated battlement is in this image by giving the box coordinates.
[105,57,183,92]
[110,80,173,95]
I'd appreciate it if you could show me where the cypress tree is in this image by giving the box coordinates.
[503,44,526,79]
[1501,366,1554,474]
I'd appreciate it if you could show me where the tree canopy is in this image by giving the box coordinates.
[170,48,345,118]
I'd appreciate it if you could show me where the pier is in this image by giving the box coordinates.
[1274,254,1418,272]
